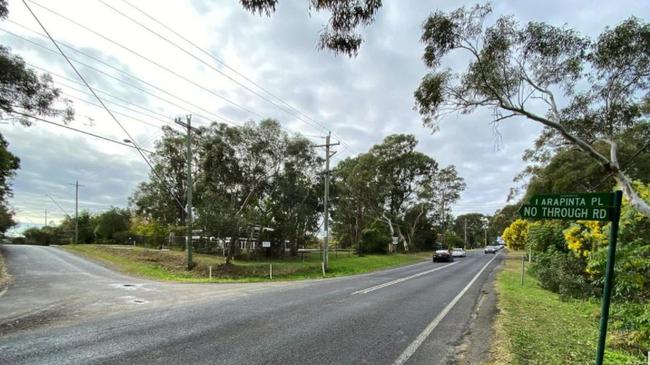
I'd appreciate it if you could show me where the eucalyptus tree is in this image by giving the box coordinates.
[267,136,322,255]
[239,0,382,56]
[413,4,650,216]
[195,119,292,263]
[331,153,383,250]
[0,1,72,123]
[431,165,466,245]
[0,133,18,232]
[130,125,199,226]
[332,134,439,252]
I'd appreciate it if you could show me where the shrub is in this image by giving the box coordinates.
[527,221,566,252]
[610,302,650,356]
[360,227,390,254]
[587,240,650,302]
[502,219,529,250]
[532,248,594,299]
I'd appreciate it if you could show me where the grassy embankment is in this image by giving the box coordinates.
[63,244,432,283]
[490,252,644,364]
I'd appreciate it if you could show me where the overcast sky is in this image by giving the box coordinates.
[1,0,648,232]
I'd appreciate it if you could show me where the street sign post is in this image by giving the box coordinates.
[518,191,622,365]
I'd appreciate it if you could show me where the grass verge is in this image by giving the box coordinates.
[63,244,432,283]
[490,252,644,365]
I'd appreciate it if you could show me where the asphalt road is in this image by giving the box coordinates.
[0,245,503,365]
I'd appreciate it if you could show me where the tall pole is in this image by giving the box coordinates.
[323,132,331,272]
[185,115,193,270]
[595,191,623,365]
[463,218,467,249]
[74,180,79,244]
[314,132,339,272]
[174,115,194,270]
[484,227,487,246]
[440,191,446,249]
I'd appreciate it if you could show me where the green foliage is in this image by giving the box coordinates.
[22,225,63,245]
[360,224,390,254]
[59,211,94,243]
[532,248,593,300]
[239,0,382,56]
[442,231,463,249]
[610,303,650,356]
[130,126,192,226]
[495,253,643,363]
[527,221,566,252]
[93,208,130,242]
[487,204,518,242]
[0,133,18,233]
[587,241,650,302]
[414,4,650,218]
[332,134,464,252]
[452,213,487,248]
[0,1,72,123]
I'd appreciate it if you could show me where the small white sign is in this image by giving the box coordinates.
[262,241,271,248]
[392,236,399,244]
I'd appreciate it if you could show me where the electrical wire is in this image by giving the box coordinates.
[100,0,355,153]
[1,25,236,125]
[9,111,154,153]
[22,0,186,212]
[26,0,263,119]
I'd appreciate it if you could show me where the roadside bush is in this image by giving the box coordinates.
[587,240,650,302]
[532,248,593,299]
[502,219,529,250]
[527,222,566,252]
[443,231,464,249]
[610,302,650,357]
[360,227,389,254]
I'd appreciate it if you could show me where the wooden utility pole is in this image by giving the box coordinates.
[71,180,83,244]
[463,218,467,249]
[314,132,339,272]
[175,115,195,270]
[440,191,446,249]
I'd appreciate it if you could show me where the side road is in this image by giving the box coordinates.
[0,244,503,364]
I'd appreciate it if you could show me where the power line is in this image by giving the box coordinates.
[8,111,154,153]
[100,0,355,153]
[22,0,186,213]
[58,90,167,129]
[50,74,174,123]
[1,25,236,125]
[27,0,263,119]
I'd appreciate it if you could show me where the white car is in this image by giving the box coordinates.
[451,248,466,257]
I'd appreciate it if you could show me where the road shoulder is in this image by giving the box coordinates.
[453,257,503,364]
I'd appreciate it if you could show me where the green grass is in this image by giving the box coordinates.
[63,244,432,283]
[490,252,644,365]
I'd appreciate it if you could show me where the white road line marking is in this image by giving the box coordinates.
[392,253,500,365]
[351,262,458,295]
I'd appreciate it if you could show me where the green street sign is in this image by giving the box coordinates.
[517,191,624,365]
[518,204,613,221]
[528,192,612,208]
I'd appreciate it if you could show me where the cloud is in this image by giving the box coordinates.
[1,0,648,223]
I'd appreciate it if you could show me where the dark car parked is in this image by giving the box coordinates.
[433,249,454,262]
